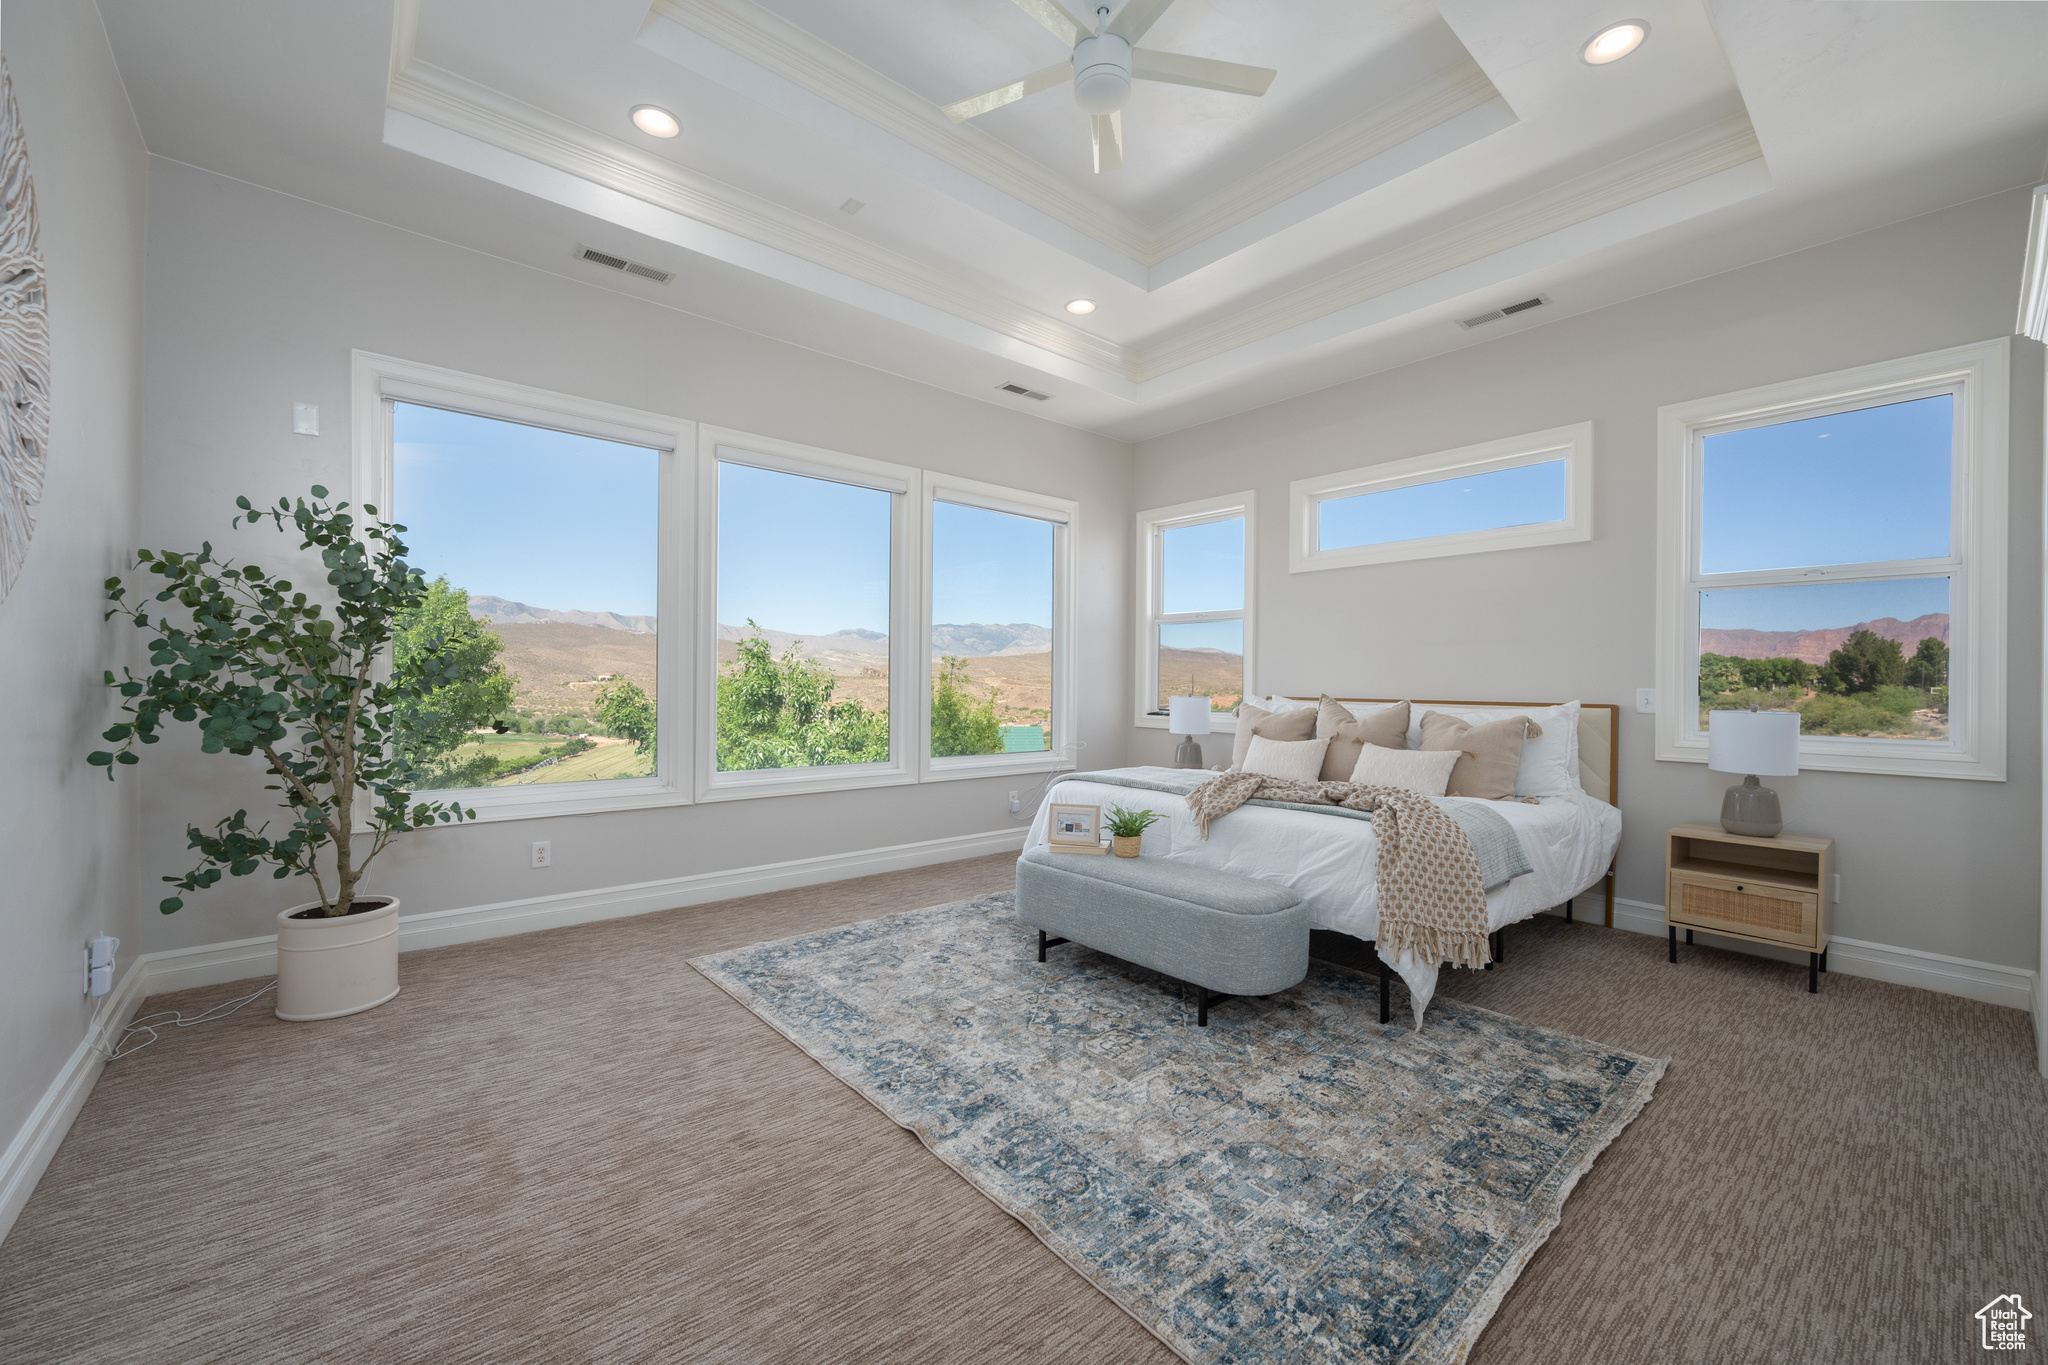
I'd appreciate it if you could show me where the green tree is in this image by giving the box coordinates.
[1820,630,1906,695]
[1698,653,1742,698]
[931,655,1003,757]
[90,488,476,915]
[1903,636,1948,690]
[715,623,887,770]
[594,677,657,756]
[392,577,517,789]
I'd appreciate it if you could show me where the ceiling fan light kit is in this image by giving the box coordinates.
[944,0,1278,172]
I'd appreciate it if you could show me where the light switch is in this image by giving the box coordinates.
[1635,688,1656,714]
[292,403,320,436]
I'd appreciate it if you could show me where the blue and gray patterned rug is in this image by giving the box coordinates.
[692,892,1664,1365]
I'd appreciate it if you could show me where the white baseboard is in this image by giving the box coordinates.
[1,825,1027,1250]
[1600,895,2036,1013]
[0,960,149,1247]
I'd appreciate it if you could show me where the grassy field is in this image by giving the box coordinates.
[492,738,652,785]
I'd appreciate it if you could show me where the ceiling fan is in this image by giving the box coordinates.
[943,0,1278,173]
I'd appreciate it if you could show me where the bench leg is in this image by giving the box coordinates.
[1035,930,1069,964]
[1194,984,1236,1027]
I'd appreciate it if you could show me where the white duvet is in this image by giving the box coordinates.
[1023,768,1622,1026]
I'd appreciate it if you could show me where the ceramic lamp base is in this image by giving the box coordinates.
[1720,774,1783,838]
[1172,736,1205,769]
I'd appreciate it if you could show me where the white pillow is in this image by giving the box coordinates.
[1239,695,1317,715]
[1241,734,1330,783]
[1402,701,1581,797]
[1349,744,1462,797]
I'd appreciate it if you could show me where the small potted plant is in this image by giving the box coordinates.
[1106,804,1163,858]
[90,488,480,1021]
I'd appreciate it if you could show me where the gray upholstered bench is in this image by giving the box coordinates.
[1016,847,1310,1025]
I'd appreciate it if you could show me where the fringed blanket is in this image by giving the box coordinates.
[1185,774,1493,970]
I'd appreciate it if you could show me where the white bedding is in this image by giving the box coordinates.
[1023,768,1622,1026]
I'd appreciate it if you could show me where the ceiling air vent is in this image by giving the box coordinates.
[574,245,673,285]
[1458,296,1546,329]
[997,382,1052,401]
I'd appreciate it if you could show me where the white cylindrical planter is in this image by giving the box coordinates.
[274,895,401,1021]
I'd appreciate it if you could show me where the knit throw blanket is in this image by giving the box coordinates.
[1184,774,1492,970]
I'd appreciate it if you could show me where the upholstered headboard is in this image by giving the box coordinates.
[1281,698,1621,809]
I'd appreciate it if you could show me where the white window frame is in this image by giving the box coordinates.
[1288,422,1594,573]
[1654,337,2009,781]
[350,350,694,821]
[919,473,1078,782]
[1135,492,1255,732]
[695,425,919,802]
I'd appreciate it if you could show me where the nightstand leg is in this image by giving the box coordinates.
[1668,926,1677,963]
[1808,952,1818,993]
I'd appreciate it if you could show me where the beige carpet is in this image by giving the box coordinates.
[1,853,2041,1364]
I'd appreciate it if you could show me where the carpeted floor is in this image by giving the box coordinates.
[0,852,2041,1364]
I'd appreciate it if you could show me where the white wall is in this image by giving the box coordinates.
[0,0,149,1225]
[129,158,1131,953]
[1132,188,2045,972]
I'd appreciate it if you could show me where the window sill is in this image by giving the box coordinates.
[924,752,1073,782]
[697,764,918,802]
[1135,713,1239,732]
[410,777,690,824]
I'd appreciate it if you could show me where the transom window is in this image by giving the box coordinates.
[1655,339,2009,780]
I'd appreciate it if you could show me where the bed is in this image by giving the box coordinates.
[1023,698,1622,1026]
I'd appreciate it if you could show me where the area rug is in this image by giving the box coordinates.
[691,892,1665,1365]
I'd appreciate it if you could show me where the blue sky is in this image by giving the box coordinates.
[1319,460,1565,551]
[392,404,659,615]
[932,500,1053,626]
[1701,578,1949,632]
[1701,394,1951,574]
[1160,516,1245,650]
[719,463,891,635]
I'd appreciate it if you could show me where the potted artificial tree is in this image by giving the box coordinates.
[90,488,479,1021]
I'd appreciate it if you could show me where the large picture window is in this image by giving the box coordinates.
[922,475,1076,779]
[1136,493,1253,729]
[696,428,917,800]
[353,352,692,820]
[1655,339,2009,780]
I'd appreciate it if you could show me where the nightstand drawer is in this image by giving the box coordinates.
[1668,872,1820,948]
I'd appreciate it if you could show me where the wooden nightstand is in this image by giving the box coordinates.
[1664,822,1835,993]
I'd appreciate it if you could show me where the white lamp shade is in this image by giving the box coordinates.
[1708,709,1800,777]
[1168,696,1213,735]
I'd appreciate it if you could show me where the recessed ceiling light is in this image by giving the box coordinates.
[1582,21,1647,65]
[1065,299,1096,315]
[630,104,681,138]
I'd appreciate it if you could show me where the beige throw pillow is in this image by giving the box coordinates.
[1315,697,1410,782]
[1241,735,1330,784]
[1230,701,1318,770]
[1348,744,1461,797]
[1418,710,1544,800]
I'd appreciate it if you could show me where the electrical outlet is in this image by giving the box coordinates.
[1636,688,1656,714]
[82,935,118,997]
[1008,790,1021,814]
[531,840,551,869]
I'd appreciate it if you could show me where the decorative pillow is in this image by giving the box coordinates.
[1348,744,1462,797]
[1418,710,1544,800]
[1238,695,1318,715]
[1401,702,1581,796]
[1241,734,1330,784]
[1315,696,1410,782]
[1230,701,1318,770]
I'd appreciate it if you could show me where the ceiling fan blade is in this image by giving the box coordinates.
[1009,0,1091,47]
[1107,0,1175,43]
[942,63,1074,122]
[1092,110,1123,173]
[1131,48,1276,96]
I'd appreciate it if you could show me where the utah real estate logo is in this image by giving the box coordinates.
[1977,1294,2031,1351]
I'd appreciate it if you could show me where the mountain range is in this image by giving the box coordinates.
[470,598,1051,657]
[1700,613,1949,664]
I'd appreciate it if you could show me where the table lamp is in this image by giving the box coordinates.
[1168,695,1212,769]
[1708,706,1800,837]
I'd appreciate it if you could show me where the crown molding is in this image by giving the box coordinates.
[1133,115,1765,380]
[645,0,1510,275]
[386,58,1132,377]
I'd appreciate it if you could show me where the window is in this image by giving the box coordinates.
[696,427,918,799]
[1655,339,2009,780]
[1289,423,1593,572]
[353,352,692,819]
[1136,493,1254,729]
[921,475,1077,779]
